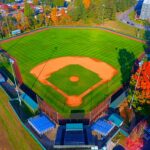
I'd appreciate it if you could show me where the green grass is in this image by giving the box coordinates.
[0,88,41,150]
[1,28,145,117]
[48,65,101,95]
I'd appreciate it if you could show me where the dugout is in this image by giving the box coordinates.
[21,93,38,113]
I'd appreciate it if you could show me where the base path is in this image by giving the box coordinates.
[31,56,118,107]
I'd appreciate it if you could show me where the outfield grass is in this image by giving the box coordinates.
[0,88,41,150]
[48,65,101,95]
[1,28,144,117]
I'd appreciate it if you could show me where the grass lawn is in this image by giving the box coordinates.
[1,28,145,117]
[48,65,101,95]
[0,87,41,150]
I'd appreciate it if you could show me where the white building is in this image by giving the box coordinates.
[140,0,150,19]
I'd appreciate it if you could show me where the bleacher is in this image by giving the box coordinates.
[55,122,96,148]
[64,131,85,145]
[28,113,55,135]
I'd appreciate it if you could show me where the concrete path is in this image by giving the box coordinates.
[117,7,150,31]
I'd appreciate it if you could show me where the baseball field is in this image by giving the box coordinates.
[1,28,144,117]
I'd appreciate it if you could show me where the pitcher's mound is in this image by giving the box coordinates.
[69,76,79,82]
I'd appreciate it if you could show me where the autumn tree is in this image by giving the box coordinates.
[126,120,147,150]
[24,0,34,17]
[128,62,150,113]
[82,0,91,9]
[59,8,71,24]
[50,7,58,25]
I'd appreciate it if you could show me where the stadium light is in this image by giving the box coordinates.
[9,58,21,105]
[129,60,144,109]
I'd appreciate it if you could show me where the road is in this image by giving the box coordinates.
[117,7,150,31]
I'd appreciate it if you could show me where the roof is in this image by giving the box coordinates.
[91,119,115,136]
[143,0,150,4]
[108,113,123,127]
[66,123,83,131]
[28,114,55,135]
[109,92,126,109]
[21,93,38,112]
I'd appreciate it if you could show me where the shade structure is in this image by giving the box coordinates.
[91,119,115,136]
[28,113,55,135]
[108,113,123,127]
[21,93,38,113]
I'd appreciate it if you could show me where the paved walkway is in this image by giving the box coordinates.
[117,7,150,31]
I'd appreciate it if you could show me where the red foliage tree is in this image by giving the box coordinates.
[132,62,150,100]
[126,138,143,150]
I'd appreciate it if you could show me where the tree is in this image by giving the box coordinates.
[24,0,34,17]
[50,7,58,25]
[59,8,71,24]
[126,138,143,150]
[52,0,64,7]
[82,0,91,9]
[128,62,150,112]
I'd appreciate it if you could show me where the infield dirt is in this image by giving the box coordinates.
[31,56,118,107]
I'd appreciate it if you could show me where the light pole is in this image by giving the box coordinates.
[129,60,144,109]
[9,58,21,105]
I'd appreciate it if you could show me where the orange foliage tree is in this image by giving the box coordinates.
[133,62,150,100]
[59,8,71,24]
[50,7,58,25]
[82,0,91,9]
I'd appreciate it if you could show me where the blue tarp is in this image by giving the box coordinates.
[28,114,55,135]
[91,119,115,136]
[21,93,38,112]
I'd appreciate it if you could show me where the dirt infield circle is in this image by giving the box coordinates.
[31,56,118,107]
[70,76,79,82]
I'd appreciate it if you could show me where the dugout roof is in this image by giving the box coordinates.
[21,93,38,112]
[108,113,123,127]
